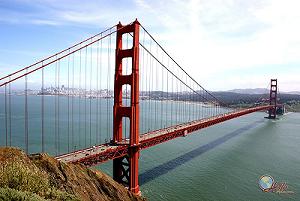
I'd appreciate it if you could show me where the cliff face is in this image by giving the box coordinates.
[0,147,145,201]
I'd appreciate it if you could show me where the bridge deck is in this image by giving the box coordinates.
[56,105,273,166]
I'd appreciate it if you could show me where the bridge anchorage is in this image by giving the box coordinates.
[0,18,284,196]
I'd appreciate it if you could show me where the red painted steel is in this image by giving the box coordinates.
[76,145,128,166]
[59,105,275,166]
[0,26,117,83]
[268,79,278,119]
[139,105,274,149]
[0,28,120,87]
[112,19,140,195]
[0,17,282,196]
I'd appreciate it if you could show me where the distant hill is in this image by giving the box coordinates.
[284,91,300,95]
[142,90,300,105]
[210,91,300,105]
[226,88,268,94]
[225,88,300,95]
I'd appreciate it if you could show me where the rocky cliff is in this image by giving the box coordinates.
[0,147,145,201]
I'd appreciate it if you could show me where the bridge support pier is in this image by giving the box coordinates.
[268,79,278,119]
[113,20,140,195]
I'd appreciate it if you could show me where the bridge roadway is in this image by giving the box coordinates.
[56,105,274,166]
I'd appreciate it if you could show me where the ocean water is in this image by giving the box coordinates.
[0,95,299,200]
[99,112,300,201]
[0,94,228,155]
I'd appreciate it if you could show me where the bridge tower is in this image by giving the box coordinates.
[113,20,140,195]
[268,79,278,119]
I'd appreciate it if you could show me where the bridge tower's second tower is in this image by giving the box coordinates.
[268,79,278,119]
[113,20,140,195]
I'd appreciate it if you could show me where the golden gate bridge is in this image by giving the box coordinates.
[0,19,282,195]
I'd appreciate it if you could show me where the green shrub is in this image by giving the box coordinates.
[0,161,80,201]
[45,188,80,201]
[0,187,45,201]
[0,161,49,196]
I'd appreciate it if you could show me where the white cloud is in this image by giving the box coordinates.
[140,0,300,91]
[1,0,299,91]
[30,19,60,26]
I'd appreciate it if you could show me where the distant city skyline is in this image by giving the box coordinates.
[1,84,299,95]
[0,0,299,91]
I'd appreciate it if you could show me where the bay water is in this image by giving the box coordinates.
[0,95,299,200]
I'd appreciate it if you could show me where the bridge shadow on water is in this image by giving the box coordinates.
[139,120,265,185]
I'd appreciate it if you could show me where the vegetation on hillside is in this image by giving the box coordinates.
[0,187,77,201]
[0,147,145,201]
[284,100,300,112]
[142,91,300,112]
[0,187,45,201]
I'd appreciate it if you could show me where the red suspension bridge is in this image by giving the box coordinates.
[0,20,282,195]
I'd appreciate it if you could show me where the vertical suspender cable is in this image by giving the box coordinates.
[84,47,87,147]
[58,59,60,154]
[145,39,148,131]
[96,40,99,144]
[194,82,196,120]
[155,44,158,129]
[161,52,163,128]
[186,75,188,121]
[72,53,75,150]
[176,68,178,124]
[55,60,57,154]
[106,31,110,141]
[5,84,7,146]
[67,51,70,152]
[198,87,201,119]
[190,80,192,120]
[89,40,93,146]
[99,34,102,143]
[202,89,204,119]
[150,40,154,130]
[42,62,45,152]
[25,69,28,153]
[166,58,169,127]
[141,30,145,133]
[184,75,186,121]
[171,63,174,125]
[109,31,112,140]
[78,49,82,149]
[146,40,150,131]
[194,83,196,120]
[148,39,152,131]
[166,58,172,127]
[179,73,182,123]
[145,31,148,132]
[191,81,193,120]
[8,77,11,146]
[189,79,191,121]
[182,74,184,122]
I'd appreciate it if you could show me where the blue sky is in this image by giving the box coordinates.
[0,0,299,91]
